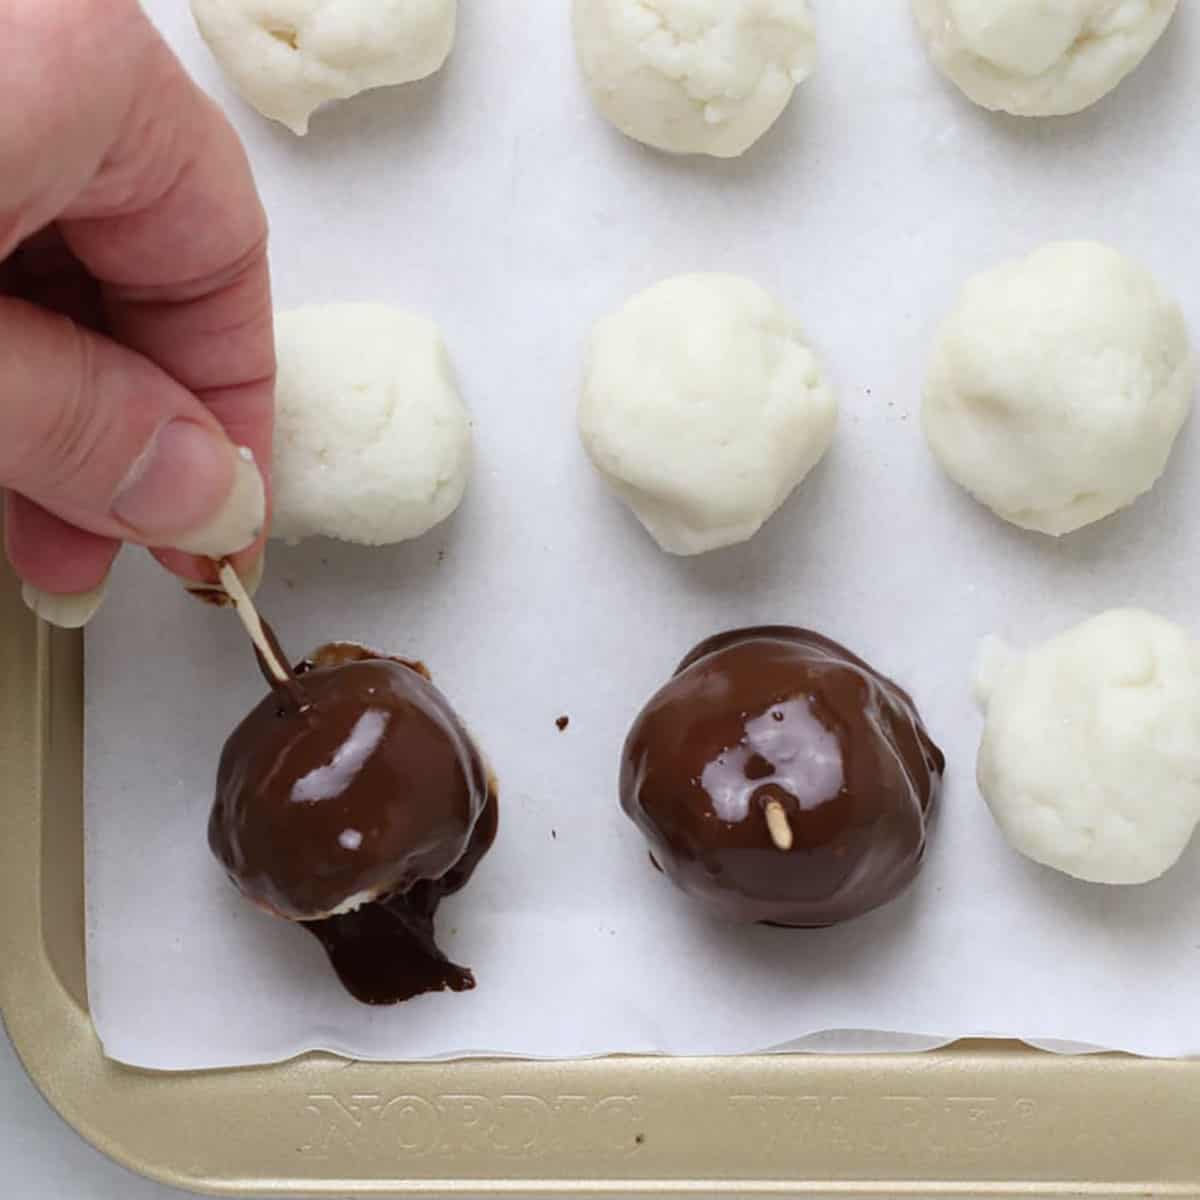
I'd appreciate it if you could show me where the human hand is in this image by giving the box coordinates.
[1,0,274,628]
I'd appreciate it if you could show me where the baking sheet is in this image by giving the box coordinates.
[85,0,1200,1070]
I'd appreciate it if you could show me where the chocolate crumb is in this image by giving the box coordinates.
[555,715,570,732]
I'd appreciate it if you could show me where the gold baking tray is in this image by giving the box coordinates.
[1,557,1198,1199]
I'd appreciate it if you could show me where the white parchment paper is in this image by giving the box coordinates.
[85,1,1200,1070]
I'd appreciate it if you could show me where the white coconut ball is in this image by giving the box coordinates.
[271,305,471,546]
[572,0,817,158]
[911,0,1178,117]
[190,0,457,135]
[579,274,837,556]
[922,242,1194,536]
[974,610,1200,885]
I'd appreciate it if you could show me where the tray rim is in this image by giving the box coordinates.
[3,563,1200,1199]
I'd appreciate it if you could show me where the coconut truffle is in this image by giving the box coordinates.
[191,0,457,135]
[572,0,817,157]
[911,0,1178,117]
[621,627,945,925]
[271,304,472,547]
[579,274,837,555]
[974,610,1200,885]
[210,641,498,1004]
[922,242,1193,536]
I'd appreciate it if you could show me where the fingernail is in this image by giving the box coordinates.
[113,423,265,558]
[21,579,108,629]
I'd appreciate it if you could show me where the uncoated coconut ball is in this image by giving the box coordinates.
[271,305,471,546]
[922,242,1193,536]
[911,0,1178,117]
[573,0,817,157]
[191,0,457,135]
[974,610,1200,885]
[579,274,837,555]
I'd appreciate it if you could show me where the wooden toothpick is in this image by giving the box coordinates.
[217,561,291,686]
[764,800,794,853]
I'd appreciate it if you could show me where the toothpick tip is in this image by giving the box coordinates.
[764,800,793,853]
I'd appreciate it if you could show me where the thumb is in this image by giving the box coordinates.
[0,297,265,559]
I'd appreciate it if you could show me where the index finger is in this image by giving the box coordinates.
[56,11,276,578]
[59,27,275,468]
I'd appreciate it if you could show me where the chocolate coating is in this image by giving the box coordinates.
[210,642,496,1004]
[620,627,944,926]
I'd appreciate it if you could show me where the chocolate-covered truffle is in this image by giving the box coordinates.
[210,641,496,1004]
[621,627,944,926]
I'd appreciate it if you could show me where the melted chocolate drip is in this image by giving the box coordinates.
[210,640,497,1005]
[621,627,944,927]
[302,788,498,1004]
